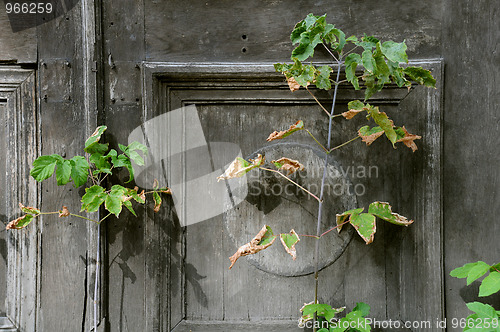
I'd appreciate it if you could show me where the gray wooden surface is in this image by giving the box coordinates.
[0,0,498,331]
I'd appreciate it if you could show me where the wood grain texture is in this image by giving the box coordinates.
[137,62,443,329]
[0,11,36,63]
[442,1,500,329]
[144,0,442,63]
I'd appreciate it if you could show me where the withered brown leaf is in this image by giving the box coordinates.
[217,154,264,182]
[341,109,364,120]
[272,157,305,176]
[59,206,70,217]
[266,120,304,142]
[396,126,421,152]
[229,225,276,269]
[287,77,301,92]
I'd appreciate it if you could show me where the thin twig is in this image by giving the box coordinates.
[69,213,99,224]
[259,167,321,203]
[298,219,351,239]
[94,222,100,332]
[313,62,342,331]
[322,43,339,62]
[342,44,360,58]
[305,86,331,117]
[306,129,328,154]
[329,136,360,152]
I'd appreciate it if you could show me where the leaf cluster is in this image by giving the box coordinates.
[337,202,413,245]
[274,13,436,101]
[450,261,500,331]
[300,302,371,332]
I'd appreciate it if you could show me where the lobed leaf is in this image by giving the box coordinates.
[368,201,414,226]
[395,126,422,152]
[228,225,276,269]
[466,302,498,319]
[279,229,300,260]
[380,40,408,63]
[366,105,397,145]
[266,120,304,142]
[105,185,128,217]
[404,66,436,88]
[81,185,106,213]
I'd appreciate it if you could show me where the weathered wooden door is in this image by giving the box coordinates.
[101,2,444,331]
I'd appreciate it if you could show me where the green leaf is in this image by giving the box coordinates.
[404,66,436,88]
[81,185,106,213]
[153,191,162,212]
[70,156,90,187]
[127,188,145,204]
[315,65,332,90]
[479,271,500,297]
[55,159,72,186]
[466,302,498,319]
[295,63,316,87]
[380,40,408,63]
[90,153,112,175]
[362,50,377,73]
[353,302,371,317]
[280,230,300,260]
[348,100,365,111]
[85,142,109,155]
[30,155,60,182]
[349,213,376,244]
[366,106,397,145]
[451,262,480,279]
[120,142,148,166]
[490,263,500,272]
[123,200,137,217]
[368,201,414,226]
[344,53,361,90]
[336,207,364,232]
[466,261,491,285]
[19,204,40,215]
[13,215,34,229]
[110,153,134,183]
[257,225,276,246]
[84,126,107,152]
[104,185,128,217]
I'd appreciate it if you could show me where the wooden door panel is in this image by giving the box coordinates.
[110,61,444,330]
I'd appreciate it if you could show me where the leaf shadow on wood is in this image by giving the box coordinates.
[459,280,500,309]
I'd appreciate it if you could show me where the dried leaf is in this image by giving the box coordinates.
[280,229,300,260]
[139,190,146,202]
[19,203,40,215]
[159,188,172,195]
[341,109,365,119]
[266,120,304,142]
[368,201,414,226]
[287,76,301,92]
[6,215,34,230]
[358,126,384,146]
[229,225,276,269]
[59,206,70,217]
[217,155,264,182]
[153,191,161,212]
[272,157,304,176]
[396,126,421,152]
[152,179,159,190]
